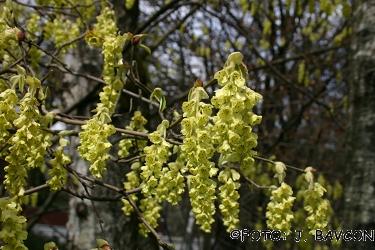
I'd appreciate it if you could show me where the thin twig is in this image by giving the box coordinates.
[117,154,146,163]
[242,175,277,190]
[42,106,183,145]
[29,41,72,73]
[253,155,306,173]
[63,164,142,195]
[64,164,107,240]
[124,192,175,250]
[122,88,159,107]
[61,186,122,202]
[126,68,152,95]
[3,184,50,199]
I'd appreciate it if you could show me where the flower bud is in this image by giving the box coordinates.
[17,30,26,41]
[194,78,203,87]
[132,36,141,46]
[304,171,313,183]
[96,239,111,250]
[275,161,286,174]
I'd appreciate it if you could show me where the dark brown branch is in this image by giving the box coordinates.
[61,186,122,201]
[149,4,200,52]
[64,165,142,196]
[43,106,183,145]
[126,68,152,95]
[29,42,72,73]
[52,33,86,57]
[122,86,160,107]
[134,0,181,35]
[117,154,146,163]
[124,192,175,250]
[3,184,50,200]
[242,175,277,190]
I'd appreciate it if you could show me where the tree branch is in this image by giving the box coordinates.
[124,192,175,250]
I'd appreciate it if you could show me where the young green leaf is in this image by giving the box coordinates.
[139,44,151,54]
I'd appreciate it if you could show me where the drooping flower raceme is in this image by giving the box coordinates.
[160,149,186,205]
[218,168,241,232]
[47,135,71,191]
[80,7,131,178]
[211,52,262,232]
[87,33,130,125]
[181,86,218,233]
[85,7,131,119]
[0,62,52,250]
[304,182,332,234]
[4,71,52,196]
[140,120,172,194]
[136,120,172,235]
[0,198,28,250]
[266,182,296,235]
[211,52,262,169]
[78,117,116,179]
[0,89,18,145]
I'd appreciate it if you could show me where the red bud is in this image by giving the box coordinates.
[100,244,111,250]
[194,78,203,87]
[17,30,26,41]
[122,60,129,68]
[132,37,141,46]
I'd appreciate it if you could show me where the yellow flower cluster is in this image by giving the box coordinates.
[140,120,172,195]
[212,52,262,231]
[4,70,52,196]
[218,168,241,232]
[266,182,296,235]
[304,182,332,234]
[181,86,217,232]
[137,121,174,235]
[80,8,131,179]
[0,89,18,145]
[47,136,71,191]
[211,52,262,170]
[78,118,116,178]
[0,198,28,250]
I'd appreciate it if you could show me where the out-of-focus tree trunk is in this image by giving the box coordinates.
[64,40,103,250]
[343,0,375,249]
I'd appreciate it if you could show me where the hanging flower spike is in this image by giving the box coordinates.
[212,52,262,232]
[266,182,296,235]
